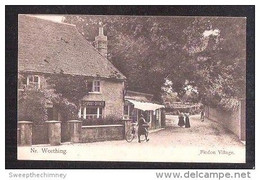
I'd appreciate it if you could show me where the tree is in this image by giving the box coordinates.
[46,74,87,106]
[64,16,246,109]
[178,17,246,110]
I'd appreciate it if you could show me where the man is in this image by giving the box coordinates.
[137,113,149,143]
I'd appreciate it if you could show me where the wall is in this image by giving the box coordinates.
[206,107,240,137]
[81,124,124,142]
[82,79,124,119]
[205,100,245,141]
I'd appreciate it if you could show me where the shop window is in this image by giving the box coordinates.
[124,105,129,116]
[146,111,152,123]
[80,107,103,119]
[156,109,160,121]
[123,105,130,119]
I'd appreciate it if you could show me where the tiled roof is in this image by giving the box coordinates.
[18,15,126,80]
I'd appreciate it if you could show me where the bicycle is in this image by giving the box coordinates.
[125,123,149,142]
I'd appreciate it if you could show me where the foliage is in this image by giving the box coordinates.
[179,17,246,109]
[64,16,246,110]
[46,74,87,105]
[18,74,84,123]
[18,89,48,124]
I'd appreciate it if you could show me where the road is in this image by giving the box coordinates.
[18,115,245,163]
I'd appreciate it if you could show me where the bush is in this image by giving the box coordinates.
[18,89,48,124]
[18,87,79,124]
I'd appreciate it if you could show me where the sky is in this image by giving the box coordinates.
[32,15,65,23]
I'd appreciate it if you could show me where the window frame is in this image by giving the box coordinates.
[123,104,131,119]
[27,75,40,89]
[80,106,103,119]
[92,80,101,93]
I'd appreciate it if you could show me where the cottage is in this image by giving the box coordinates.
[18,15,126,125]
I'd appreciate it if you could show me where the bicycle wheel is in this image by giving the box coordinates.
[125,129,135,142]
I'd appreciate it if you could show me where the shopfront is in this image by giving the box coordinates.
[78,101,105,120]
[124,99,165,129]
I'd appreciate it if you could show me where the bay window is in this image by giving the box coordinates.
[79,106,103,119]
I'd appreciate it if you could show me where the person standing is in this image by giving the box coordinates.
[178,111,185,127]
[137,114,149,143]
[185,113,191,128]
[201,109,205,122]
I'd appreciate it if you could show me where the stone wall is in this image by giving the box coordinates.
[19,121,125,145]
[18,121,33,146]
[205,100,245,141]
[81,124,124,143]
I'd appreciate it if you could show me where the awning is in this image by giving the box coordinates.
[127,99,165,111]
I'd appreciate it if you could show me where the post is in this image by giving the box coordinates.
[68,120,82,143]
[17,128,20,145]
[18,121,33,146]
[78,107,81,118]
[161,109,166,128]
[97,107,100,118]
[46,121,61,146]
[83,107,86,119]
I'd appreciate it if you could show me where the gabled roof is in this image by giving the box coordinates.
[18,15,126,80]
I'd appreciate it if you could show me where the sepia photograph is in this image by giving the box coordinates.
[16,13,247,163]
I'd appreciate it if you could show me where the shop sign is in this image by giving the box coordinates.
[83,101,105,107]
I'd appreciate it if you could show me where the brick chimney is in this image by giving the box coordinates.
[94,23,107,58]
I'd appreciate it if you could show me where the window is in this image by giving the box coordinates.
[156,109,161,122]
[146,111,152,123]
[92,80,100,92]
[86,80,101,93]
[123,105,130,119]
[124,105,129,116]
[18,75,27,89]
[80,107,103,119]
[156,109,159,121]
[27,75,40,89]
